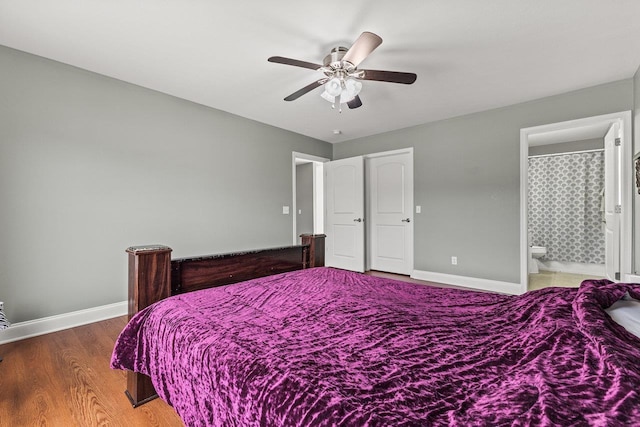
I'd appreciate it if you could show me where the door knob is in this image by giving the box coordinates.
[353,218,363,222]
[402,218,411,223]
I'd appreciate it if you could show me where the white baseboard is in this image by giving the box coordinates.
[411,269,523,295]
[0,301,127,345]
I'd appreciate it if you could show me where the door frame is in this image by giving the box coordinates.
[364,147,414,272]
[519,111,632,293]
[292,152,329,245]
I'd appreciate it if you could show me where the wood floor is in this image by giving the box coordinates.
[0,271,467,427]
[0,316,183,427]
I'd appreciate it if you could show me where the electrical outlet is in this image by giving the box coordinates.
[451,256,458,265]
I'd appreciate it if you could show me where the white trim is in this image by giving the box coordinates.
[363,147,414,159]
[0,301,127,344]
[411,269,522,295]
[520,128,529,294]
[312,162,324,235]
[520,111,633,295]
[292,151,330,164]
[292,152,330,245]
[620,113,633,277]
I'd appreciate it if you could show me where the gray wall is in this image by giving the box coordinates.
[334,79,633,285]
[0,46,331,323]
[528,138,603,156]
[296,163,314,239]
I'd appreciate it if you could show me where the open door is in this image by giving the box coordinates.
[604,123,620,281]
[325,156,365,272]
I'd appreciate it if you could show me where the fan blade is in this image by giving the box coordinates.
[347,95,363,109]
[268,56,323,71]
[284,79,326,101]
[360,69,417,84]
[342,32,383,67]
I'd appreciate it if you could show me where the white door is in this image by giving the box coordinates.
[368,153,413,274]
[604,123,620,281]
[325,156,365,272]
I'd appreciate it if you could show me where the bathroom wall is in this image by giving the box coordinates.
[528,150,605,266]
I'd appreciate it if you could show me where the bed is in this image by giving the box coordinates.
[111,243,640,426]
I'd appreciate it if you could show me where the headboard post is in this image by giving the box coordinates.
[124,244,172,407]
[126,245,173,319]
[300,234,326,268]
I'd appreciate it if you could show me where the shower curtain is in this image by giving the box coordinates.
[528,151,605,265]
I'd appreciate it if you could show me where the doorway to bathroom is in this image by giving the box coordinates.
[520,112,633,293]
[292,152,328,245]
[527,145,606,291]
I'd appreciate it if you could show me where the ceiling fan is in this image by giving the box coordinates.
[268,31,417,112]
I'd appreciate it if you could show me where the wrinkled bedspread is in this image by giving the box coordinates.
[111,267,640,426]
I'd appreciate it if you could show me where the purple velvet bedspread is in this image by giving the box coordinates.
[111,267,640,426]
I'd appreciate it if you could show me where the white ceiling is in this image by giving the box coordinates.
[2,1,640,143]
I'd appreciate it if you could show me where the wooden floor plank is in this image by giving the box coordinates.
[0,316,183,427]
[1,333,76,426]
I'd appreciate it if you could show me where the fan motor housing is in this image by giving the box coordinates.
[323,47,355,73]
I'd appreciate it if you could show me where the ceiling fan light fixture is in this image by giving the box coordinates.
[325,77,343,97]
[320,90,335,103]
[321,77,362,105]
[343,78,362,100]
[339,93,355,104]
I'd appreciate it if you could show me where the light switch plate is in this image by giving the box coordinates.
[416,205,421,213]
[282,206,290,214]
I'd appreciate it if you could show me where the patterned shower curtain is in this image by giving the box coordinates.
[528,151,605,265]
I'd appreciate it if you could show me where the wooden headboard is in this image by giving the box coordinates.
[171,245,310,294]
[123,234,325,407]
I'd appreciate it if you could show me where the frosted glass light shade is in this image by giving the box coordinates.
[343,79,362,101]
[320,91,335,103]
[325,78,342,97]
